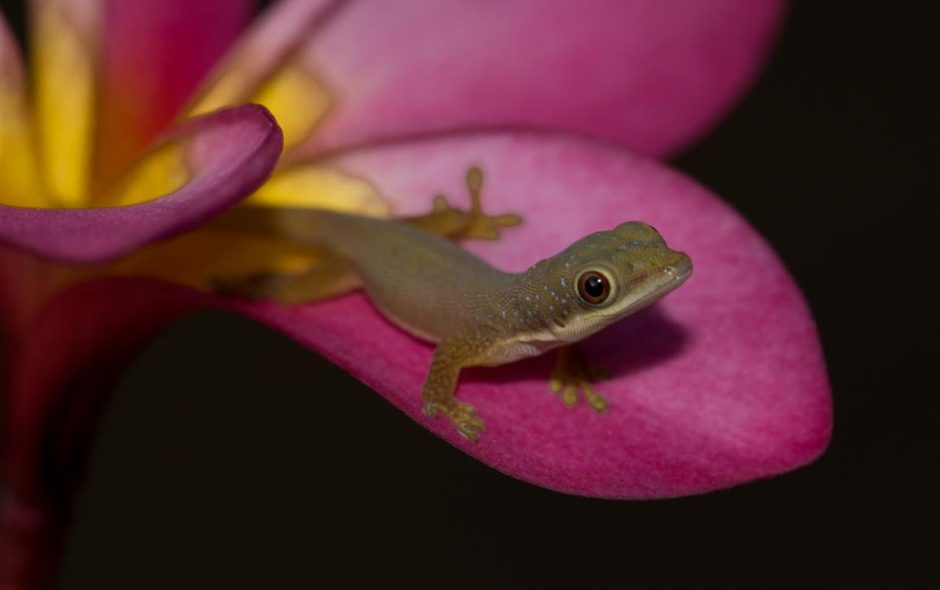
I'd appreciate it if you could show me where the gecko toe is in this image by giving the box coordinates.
[561,385,579,408]
[456,415,486,442]
[424,399,485,442]
[583,384,609,413]
[548,346,611,413]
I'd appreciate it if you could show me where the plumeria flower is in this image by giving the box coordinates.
[0,0,830,587]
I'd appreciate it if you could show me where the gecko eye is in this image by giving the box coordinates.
[576,270,612,305]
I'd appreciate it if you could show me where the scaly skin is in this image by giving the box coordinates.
[212,169,692,441]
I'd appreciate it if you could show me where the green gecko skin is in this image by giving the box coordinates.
[213,171,692,441]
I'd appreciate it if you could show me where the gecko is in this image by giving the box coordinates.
[211,168,692,441]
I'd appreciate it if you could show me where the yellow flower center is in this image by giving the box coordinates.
[1,1,392,297]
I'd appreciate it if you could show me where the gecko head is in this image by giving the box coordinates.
[536,221,692,342]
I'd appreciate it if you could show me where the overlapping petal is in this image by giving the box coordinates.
[93,0,252,191]
[0,105,283,264]
[184,0,785,165]
[284,0,786,159]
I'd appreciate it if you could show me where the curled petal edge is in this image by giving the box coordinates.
[0,104,283,264]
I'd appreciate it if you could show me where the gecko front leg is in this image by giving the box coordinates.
[422,336,492,442]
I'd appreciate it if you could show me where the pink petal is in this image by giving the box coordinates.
[282,0,785,159]
[188,0,338,110]
[92,0,252,189]
[0,105,283,264]
[253,134,831,497]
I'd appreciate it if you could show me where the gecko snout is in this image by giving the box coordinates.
[663,252,693,282]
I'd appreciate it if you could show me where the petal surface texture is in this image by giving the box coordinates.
[0,105,283,264]
[275,0,785,159]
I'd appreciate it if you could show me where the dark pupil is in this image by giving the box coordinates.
[584,274,606,297]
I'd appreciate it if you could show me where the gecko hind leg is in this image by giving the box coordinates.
[549,345,610,412]
[405,166,522,241]
[212,253,360,306]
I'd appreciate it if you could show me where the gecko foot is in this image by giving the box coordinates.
[429,194,522,241]
[548,346,610,412]
[406,166,522,241]
[423,399,486,442]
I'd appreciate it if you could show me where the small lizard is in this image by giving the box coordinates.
[212,168,691,441]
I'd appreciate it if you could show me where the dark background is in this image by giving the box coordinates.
[4,1,937,588]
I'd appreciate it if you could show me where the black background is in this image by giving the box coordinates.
[4,1,937,588]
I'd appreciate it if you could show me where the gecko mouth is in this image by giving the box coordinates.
[616,257,692,317]
[647,263,692,300]
[670,255,693,282]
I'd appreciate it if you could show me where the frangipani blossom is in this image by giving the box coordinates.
[0,0,828,587]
